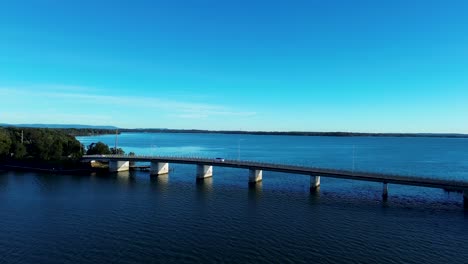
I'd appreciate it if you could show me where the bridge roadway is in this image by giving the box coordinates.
[83,154,468,207]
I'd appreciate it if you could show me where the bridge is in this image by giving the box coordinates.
[82,154,468,208]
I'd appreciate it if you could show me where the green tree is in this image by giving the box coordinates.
[128,151,136,166]
[110,147,125,155]
[49,140,63,160]
[10,142,26,159]
[0,129,12,157]
[86,142,111,155]
[0,127,84,161]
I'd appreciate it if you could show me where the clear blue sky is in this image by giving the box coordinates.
[1,0,467,133]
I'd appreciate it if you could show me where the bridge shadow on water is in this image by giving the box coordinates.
[115,171,137,187]
[150,173,169,192]
[308,186,321,205]
[247,181,263,210]
[195,177,213,202]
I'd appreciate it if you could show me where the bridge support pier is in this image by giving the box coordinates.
[310,176,321,192]
[197,165,213,179]
[109,160,130,172]
[249,169,263,184]
[150,162,169,175]
[463,190,468,209]
[382,183,389,201]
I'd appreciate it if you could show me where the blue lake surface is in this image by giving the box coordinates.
[1,133,467,263]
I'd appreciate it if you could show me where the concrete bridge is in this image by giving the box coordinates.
[82,154,468,208]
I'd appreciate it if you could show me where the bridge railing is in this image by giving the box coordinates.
[81,154,468,187]
[83,154,370,175]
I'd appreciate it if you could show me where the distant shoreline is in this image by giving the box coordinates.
[2,125,467,138]
[117,129,468,138]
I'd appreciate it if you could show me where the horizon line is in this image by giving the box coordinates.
[2,123,468,136]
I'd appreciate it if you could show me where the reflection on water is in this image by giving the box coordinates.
[34,173,65,193]
[116,170,130,179]
[310,185,320,194]
[248,181,262,201]
[196,177,213,201]
[196,176,213,189]
[150,173,169,192]
[308,187,321,205]
[116,171,136,186]
[0,172,9,191]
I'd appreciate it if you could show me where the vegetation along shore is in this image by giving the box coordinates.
[0,127,124,173]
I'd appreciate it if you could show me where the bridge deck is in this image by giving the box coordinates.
[83,155,468,191]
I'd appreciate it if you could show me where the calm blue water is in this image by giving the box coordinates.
[1,133,467,263]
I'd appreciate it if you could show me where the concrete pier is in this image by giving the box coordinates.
[310,175,320,192]
[382,183,389,201]
[197,165,213,179]
[109,160,130,172]
[150,162,169,175]
[464,190,468,209]
[249,169,263,183]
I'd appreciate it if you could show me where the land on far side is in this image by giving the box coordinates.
[2,124,468,138]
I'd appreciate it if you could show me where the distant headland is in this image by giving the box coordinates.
[1,124,467,138]
[119,129,468,138]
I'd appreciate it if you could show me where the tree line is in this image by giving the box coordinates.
[0,127,125,162]
[58,128,119,137]
[118,128,468,138]
[0,127,84,161]
[86,142,127,156]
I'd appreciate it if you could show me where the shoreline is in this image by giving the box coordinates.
[0,164,94,174]
[0,163,149,174]
[87,129,468,138]
[2,125,467,138]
